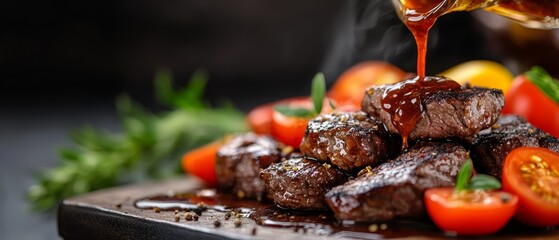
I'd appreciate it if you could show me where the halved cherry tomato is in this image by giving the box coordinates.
[328,61,406,107]
[502,74,559,138]
[425,188,518,235]
[502,147,559,227]
[181,141,222,187]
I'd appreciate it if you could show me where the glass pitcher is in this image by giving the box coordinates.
[392,0,559,29]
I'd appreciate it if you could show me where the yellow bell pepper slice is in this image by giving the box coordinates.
[440,60,514,96]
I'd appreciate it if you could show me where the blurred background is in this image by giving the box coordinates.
[1,0,558,239]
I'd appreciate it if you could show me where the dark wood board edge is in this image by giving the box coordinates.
[58,203,234,240]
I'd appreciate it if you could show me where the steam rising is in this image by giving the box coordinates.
[320,0,441,82]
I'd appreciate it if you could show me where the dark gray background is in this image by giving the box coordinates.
[1,0,503,239]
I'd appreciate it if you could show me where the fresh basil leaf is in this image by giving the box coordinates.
[274,105,315,118]
[455,159,473,192]
[467,174,502,191]
[311,72,326,114]
[525,66,559,104]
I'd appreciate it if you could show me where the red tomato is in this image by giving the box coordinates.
[425,188,518,235]
[181,141,221,186]
[502,75,559,138]
[328,61,406,107]
[246,97,308,135]
[271,98,316,147]
[250,95,357,147]
[271,110,310,147]
[247,102,274,135]
[502,147,559,227]
[271,97,340,147]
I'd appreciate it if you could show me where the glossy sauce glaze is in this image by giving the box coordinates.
[380,76,461,148]
[134,189,558,238]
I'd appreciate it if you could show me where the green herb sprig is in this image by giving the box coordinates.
[455,159,501,192]
[273,73,330,118]
[27,70,248,211]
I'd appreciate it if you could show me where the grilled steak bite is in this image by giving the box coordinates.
[215,133,283,200]
[470,115,559,179]
[325,142,469,222]
[260,157,348,210]
[300,111,401,171]
[362,82,504,141]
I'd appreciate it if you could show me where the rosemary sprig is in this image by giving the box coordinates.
[27,70,248,211]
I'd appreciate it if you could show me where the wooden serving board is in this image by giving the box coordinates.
[58,177,558,240]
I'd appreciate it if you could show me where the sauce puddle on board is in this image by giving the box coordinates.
[134,189,557,238]
[133,189,444,238]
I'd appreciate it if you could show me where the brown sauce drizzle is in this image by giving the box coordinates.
[380,76,460,148]
[381,0,461,148]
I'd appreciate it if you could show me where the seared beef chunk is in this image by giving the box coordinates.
[470,115,559,179]
[362,84,504,140]
[300,111,401,171]
[325,142,468,222]
[216,133,282,200]
[260,157,348,210]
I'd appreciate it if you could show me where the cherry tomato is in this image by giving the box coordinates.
[270,97,339,147]
[181,141,222,186]
[502,75,559,138]
[425,188,518,235]
[271,98,316,147]
[246,97,308,135]
[328,61,406,107]
[502,147,559,227]
[271,110,310,148]
[247,102,274,135]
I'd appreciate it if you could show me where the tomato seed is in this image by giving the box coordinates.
[521,159,559,203]
[531,155,542,162]
[520,166,531,173]
[529,163,536,169]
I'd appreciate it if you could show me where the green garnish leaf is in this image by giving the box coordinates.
[525,66,559,104]
[272,72,327,119]
[155,68,175,107]
[467,174,502,191]
[455,159,473,192]
[274,105,316,118]
[311,72,326,114]
[155,69,208,110]
[455,159,502,192]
